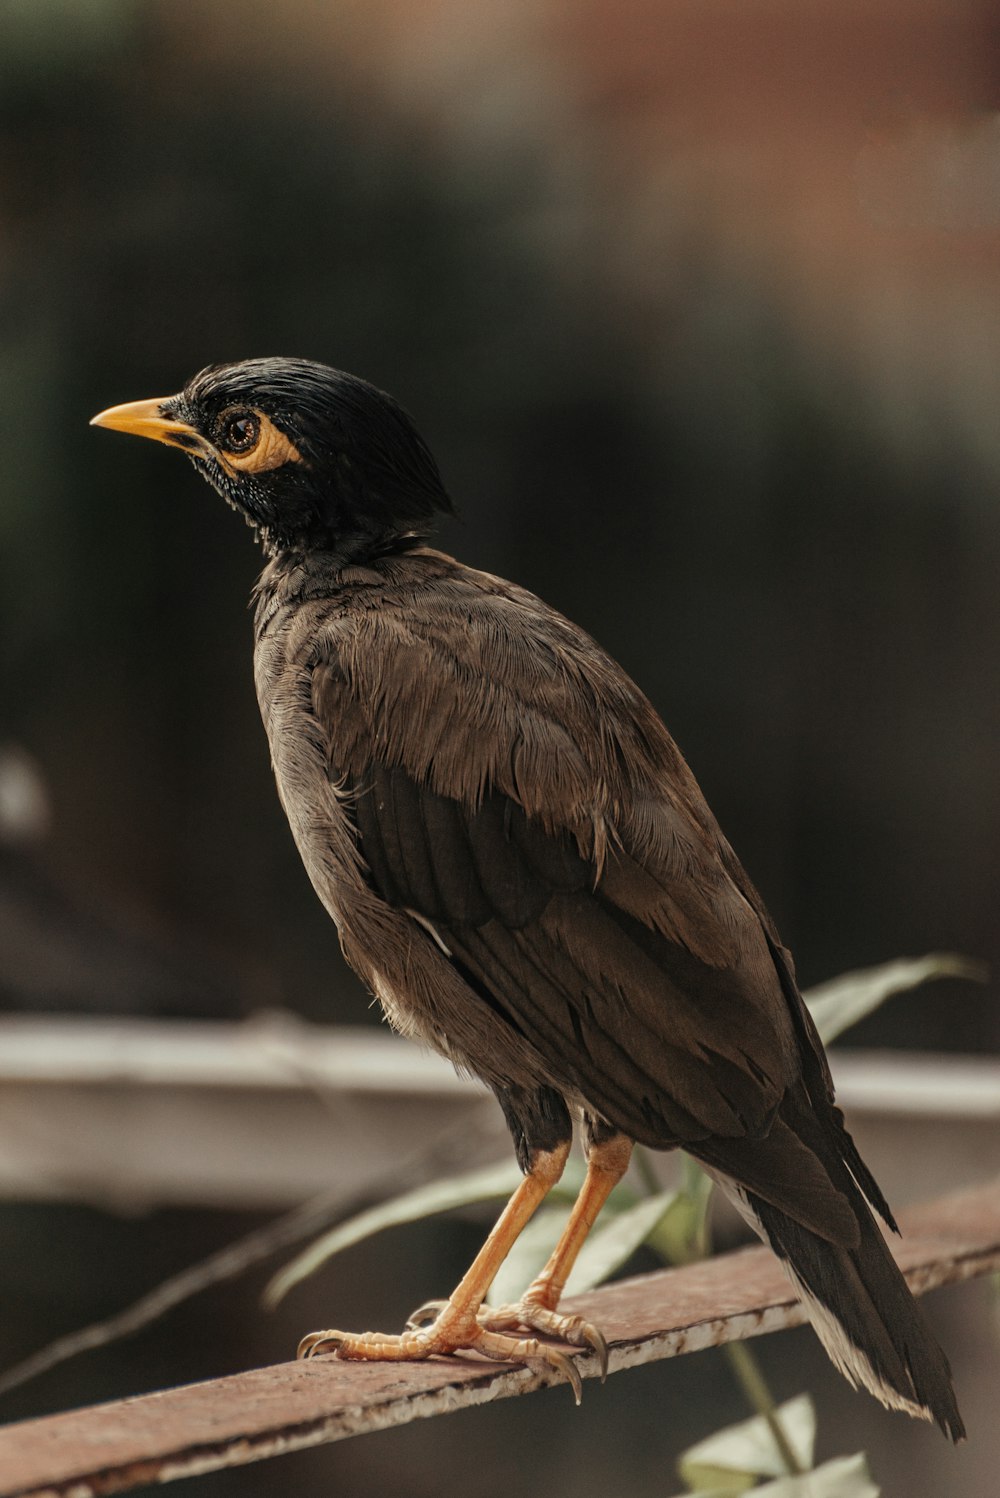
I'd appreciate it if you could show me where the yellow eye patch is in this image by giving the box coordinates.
[217,410,306,475]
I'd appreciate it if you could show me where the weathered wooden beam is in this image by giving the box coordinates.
[2,1179,998,1498]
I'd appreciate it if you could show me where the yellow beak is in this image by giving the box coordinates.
[90,396,212,458]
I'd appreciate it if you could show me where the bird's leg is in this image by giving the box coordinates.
[298,1141,585,1395]
[476,1129,633,1375]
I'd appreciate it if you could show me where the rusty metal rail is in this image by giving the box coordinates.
[2,1179,998,1497]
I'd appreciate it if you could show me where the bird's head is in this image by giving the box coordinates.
[91,357,452,557]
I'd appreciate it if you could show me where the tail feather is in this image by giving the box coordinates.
[748,1187,964,1440]
[832,1106,898,1235]
[692,1086,964,1441]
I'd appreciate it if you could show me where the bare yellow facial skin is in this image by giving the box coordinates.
[217,411,304,475]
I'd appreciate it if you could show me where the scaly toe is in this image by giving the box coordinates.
[474,1328,583,1404]
[478,1301,609,1382]
[528,1307,609,1382]
[297,1326,435,1362]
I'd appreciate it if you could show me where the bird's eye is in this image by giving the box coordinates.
[211,407,305,475]
[218,410,260,454]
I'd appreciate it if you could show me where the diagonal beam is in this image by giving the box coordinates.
[2,1179,998,1497]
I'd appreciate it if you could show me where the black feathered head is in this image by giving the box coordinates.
[92,357,452,557]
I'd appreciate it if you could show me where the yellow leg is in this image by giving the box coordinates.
[527,1133,633,1307]
[478,1133,633,1374]
[442,1142,571,1319]
[297,1142,584,1395]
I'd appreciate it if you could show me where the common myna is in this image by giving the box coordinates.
[92,358,963,1437]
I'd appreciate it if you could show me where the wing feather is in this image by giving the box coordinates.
[305,550,818,1145]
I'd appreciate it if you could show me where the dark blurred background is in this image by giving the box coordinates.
[1,0,998,1493]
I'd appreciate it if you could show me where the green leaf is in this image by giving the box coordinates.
[565,1190,680,1294]
[667,1455,878,1498]
[803,953,987,1045]
[745,1453,879,1497]
[646,1167,715,1266]
[263,1156,584,1308]
[678,1396,816,1489]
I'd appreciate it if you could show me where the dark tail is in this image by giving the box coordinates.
[692,1091,965,1441]
[749,1184,964,1440]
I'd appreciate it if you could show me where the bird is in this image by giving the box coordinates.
[92,357,963,1437]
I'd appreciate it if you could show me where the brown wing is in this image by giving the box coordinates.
[310,551,816,1148]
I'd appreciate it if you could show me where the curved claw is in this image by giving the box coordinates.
[545,1344,584,1405]
[405,1298,449,1330]
[475,1328,583,1405]
[580,1321,609,1383]
[297,1329,345,1360]
[556,1312,608,1382]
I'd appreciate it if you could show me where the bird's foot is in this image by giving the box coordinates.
[406,1291,607,1384]
[475,1296,608,1382]
[298,1301,585,1402]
